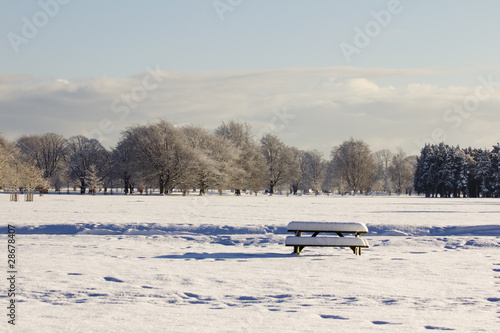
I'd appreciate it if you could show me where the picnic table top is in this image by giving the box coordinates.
[287,221,369,233]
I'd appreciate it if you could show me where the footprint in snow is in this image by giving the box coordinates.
[184,292,200,298]
[103,276,124,283]
[382,299,398,305]
[320,315,349,320]
[237,296,260,302]
[342,297,358,303]
[424,325,455,330]
[371,321,402,325]
[267,294,293,300]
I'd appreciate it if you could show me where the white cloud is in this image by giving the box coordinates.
[1,67,499,155]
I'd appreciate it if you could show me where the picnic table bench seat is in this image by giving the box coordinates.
[285,221,369,255]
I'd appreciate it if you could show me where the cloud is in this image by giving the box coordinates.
[1,67,499,155]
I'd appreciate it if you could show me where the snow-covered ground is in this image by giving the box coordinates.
[1,193,500,332]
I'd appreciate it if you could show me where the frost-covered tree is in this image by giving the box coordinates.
[414,144,435,197]
[182,125,240,195]
[491,144,500,197]
[0,136,25,198]
[453,148,472,197]
[215,121,266,195]
[122,120,194,195]
[65,135,110,193]
[414,143,457,197]
[6,160,24,200]
[465,147,481,197]
[436,143,459,197]
[22,162,46,200]
[85,164,102,195]
[414,143,500,198]
[0,135,15,189]
[475,148,492,197]
[260,134,296,195]
[330,138,376,195]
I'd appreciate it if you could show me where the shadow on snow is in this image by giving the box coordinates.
[154,252,303,260]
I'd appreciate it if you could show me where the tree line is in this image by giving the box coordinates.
[414,143,500,197]
[1,119,417,198]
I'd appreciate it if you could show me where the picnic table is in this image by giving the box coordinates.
[285,222,369,255]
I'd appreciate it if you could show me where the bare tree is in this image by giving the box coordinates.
[323,159,349,195]
[373,149,393,194]
[389,148,416,195]
[112,136,139,194]
[16,133,67,182]
[260,134,295,195]
[65,135,110,193]
[289,148,305,195]
[303,150,327,195]
[330,138,376,195]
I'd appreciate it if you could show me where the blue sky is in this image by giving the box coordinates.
[1,0,500,155]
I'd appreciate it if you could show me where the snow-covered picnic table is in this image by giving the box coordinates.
[285,222,369,255]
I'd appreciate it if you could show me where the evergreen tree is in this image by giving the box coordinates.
[491,144,500,197]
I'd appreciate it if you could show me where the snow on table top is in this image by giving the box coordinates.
[287,221,369,233]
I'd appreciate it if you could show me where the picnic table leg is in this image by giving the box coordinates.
[295,232,318,255]
[293,245,305,255]
[293,231,302,254]
[350,247,362,255]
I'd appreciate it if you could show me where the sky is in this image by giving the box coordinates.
[1,0,500,156]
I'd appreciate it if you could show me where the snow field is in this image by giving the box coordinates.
[1,193,500,332]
